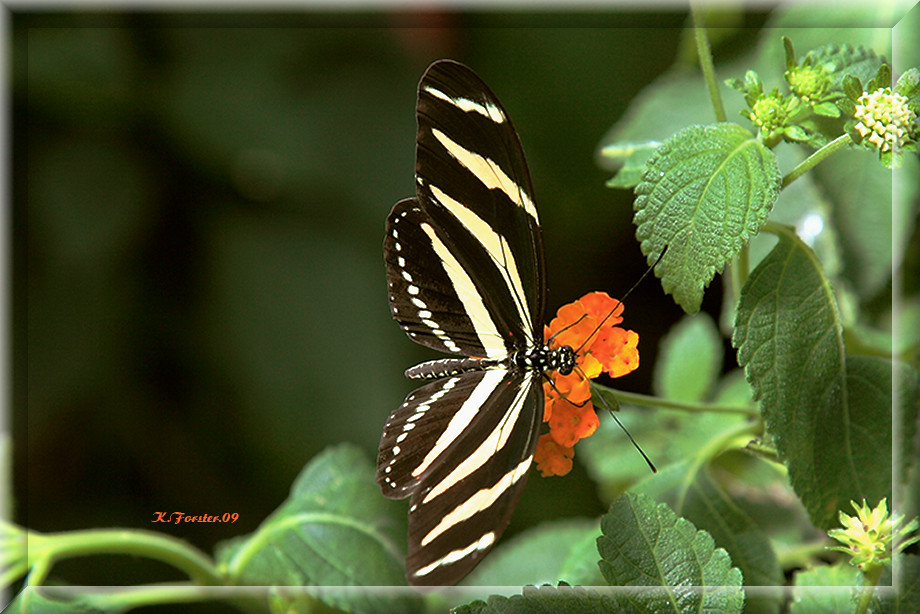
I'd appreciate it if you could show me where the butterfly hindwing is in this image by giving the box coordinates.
[377,368,543,585]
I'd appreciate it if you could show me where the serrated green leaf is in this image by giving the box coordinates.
[732,231,895,528]
[653,313,723,402]
[633,465,782,614]
[597,493,744,614]
[452,585,643,614]
[217,444,418,614]
[790,564,859,614]
[805,43,884,92]
[463,520,603,587]
[633,123,781,313]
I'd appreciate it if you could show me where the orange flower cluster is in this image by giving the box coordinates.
[533,292,639,477]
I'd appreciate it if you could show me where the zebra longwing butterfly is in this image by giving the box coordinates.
[378,60,576,586]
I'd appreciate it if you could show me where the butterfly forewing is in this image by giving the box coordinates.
[380,60,549,586]
[414,60,545,349]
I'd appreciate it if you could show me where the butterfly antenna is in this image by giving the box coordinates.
[557,246,669,356]
[592,382,657,473]
[591,245,669,334]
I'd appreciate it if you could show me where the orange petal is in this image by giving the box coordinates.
[593,328,640,378]
[578,353,603,380]
[548,397,599,448]
[580,291,623,327]
[534,433,574,477]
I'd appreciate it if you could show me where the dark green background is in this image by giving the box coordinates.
[17,11,763,586]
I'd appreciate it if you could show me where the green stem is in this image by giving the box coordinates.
[782,133,852,188]
[595,385,759,417]
[855,564,883,614]
[691,2,727,122]
[27,528,222,586]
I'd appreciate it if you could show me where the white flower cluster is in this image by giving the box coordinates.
[853,87,916,152]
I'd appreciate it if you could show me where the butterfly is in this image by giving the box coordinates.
[377,59,576,586]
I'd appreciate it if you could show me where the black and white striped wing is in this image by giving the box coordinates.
[380,60,547,586]
[384,60,545,359]
[377,369,542,585]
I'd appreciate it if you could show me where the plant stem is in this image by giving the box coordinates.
[855,564,883,614]
[691,2,727,122]
[782,133,852,188]
[595,386,759,417]
[27,528,222,586]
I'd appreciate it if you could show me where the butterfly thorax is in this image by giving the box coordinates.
[513,344,576,375]
[405,344,575,380]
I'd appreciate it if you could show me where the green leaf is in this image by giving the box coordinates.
[4,588,105,614]
[897,364,920,483]
[733,231,894,528]
[812,102,841,118]
[812,150,919,301]
[597,493,744,613]
[580,400,747,499]
[596,68,748,173]
[895,67,920,98]
[783,37,797,71]
[453,585,643,614]
[782,125,810,142]
[869,63,892,91]
[804,43,884,92]
[463,520,604,587]
[843,74,864,101]
[633,123,781,313]
[602,141,660,189]
[790,564,859,614]
[878,554,920,613]
[217,444,418,614]
[632,465,782,614]
[653,313,723,402]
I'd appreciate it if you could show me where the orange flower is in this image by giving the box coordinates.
[534,433,574,477]
[536,291,639,477]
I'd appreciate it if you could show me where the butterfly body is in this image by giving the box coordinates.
[378,60,571,586]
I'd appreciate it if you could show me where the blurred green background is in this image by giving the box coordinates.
[16,10,771,586]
